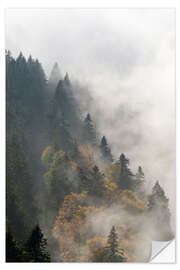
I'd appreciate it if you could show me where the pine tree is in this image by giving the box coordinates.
[133,166,145,198]
[64,72,71,86]
[52,113,74,152]
[89,165,105,201]
[107,226,118,256]
[118,153,134,190]
[49,62,62,90]
[107,226,127,262]
[100,136,113,163]
[6,52,48,242]
[83,113,97,145]
[77,167,90,193]
[52,75,81,138]
[148,181,168,210]
[6,133,37,241]
[25,225,51,262]
[148,181,173,240]
[136,166,144,183]
[92,226,127,262]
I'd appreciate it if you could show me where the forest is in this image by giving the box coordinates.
[6,51,174,262]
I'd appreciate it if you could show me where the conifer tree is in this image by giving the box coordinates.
[148,181,173,240]
[64,72,71,86]
[92,226,127,262]
[77,167,90,193]
[89,165,105,200]
[107,226,127,262]
[148,181,168,210]
[49,62,62,90]
[25,225,51,262]
[107,226,118,256]
[118,153,134,190]
[52,75,81,138]
[52,113,74,152]
[100,136,113,163]
[6,52,47,242]
[133,166,145,197]
[83,113,97,145]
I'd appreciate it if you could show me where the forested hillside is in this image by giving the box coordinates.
[6,51,174,262]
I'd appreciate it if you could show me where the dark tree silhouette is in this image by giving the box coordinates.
[107,226,118,256]
[118,153,134,190]
[89,165,105,201]
[51,74,81,138]
[100,136,113,163]
[133,166,145,198]
[77,167,91,193]
[49,62,62,91]
[83,113,97,145]
[25,225,51,262]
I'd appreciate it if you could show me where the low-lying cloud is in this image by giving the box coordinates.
[6,8,175,222]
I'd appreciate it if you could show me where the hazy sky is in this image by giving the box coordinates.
[6,9,175,214]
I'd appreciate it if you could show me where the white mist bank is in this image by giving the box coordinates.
[6,8,175,230]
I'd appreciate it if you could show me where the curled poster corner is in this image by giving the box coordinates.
[150,239,175,263]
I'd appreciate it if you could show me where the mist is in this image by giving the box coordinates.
[6,8,175,227]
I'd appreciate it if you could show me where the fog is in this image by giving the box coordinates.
[6,9,175,222]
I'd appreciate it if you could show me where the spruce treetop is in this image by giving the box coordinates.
[85,113,92,122]
[101,136,107,146]
[64,72,70,85]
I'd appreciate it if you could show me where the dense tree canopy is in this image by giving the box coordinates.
[6,51,173,262]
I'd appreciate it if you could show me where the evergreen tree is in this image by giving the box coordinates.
[25,225,51,262]
[100,136,113,163]
[148,181,173,240]
[106,226,127,262]
[107,226,118,256]
[135,166,144,184]
[6,133,37,241]
[118,153,134,190]
[77,167,90,193]
[148,181,169,210]
[64,72,71,86]
[43,148,77,227]
[133,166,145,198]
[52,75,82,138]
[6,52,39,242]
[49,62,62,91]
[92,226,127,262]
[83,113,96,145]
[52,113,74,152]
[89,165,105,200]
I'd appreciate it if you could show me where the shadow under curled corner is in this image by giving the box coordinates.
[150,239,175,262]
